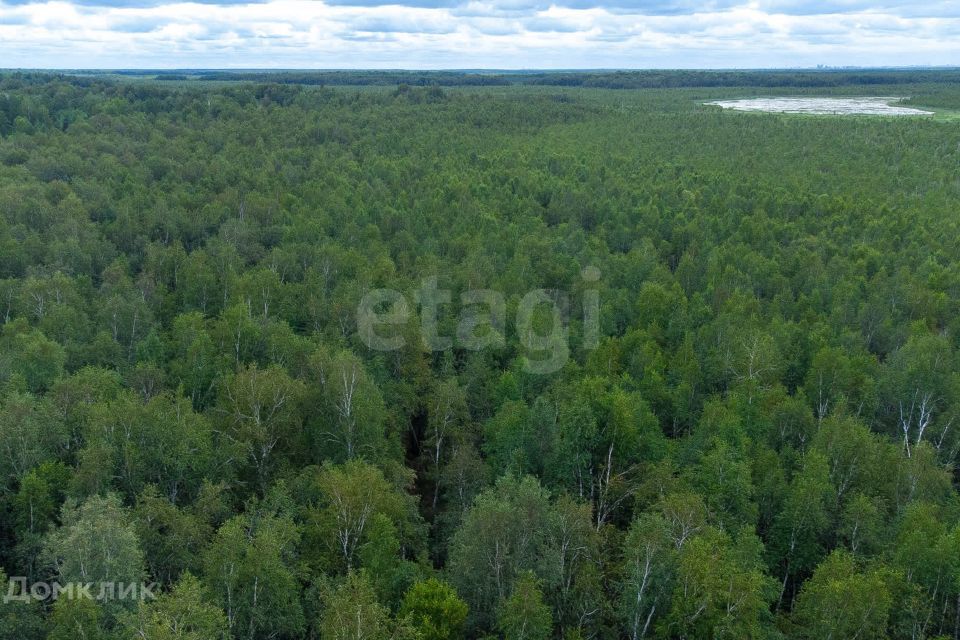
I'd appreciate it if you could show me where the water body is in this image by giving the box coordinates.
[707,97,934,116]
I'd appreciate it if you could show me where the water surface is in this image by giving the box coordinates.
[708,97,934,116]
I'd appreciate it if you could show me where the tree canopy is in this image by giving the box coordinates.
[0,69,959,639]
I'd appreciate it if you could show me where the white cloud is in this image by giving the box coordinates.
[0,0,957,67]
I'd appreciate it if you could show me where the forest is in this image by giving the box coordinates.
[137,68,960,89]
[0,70,959,639]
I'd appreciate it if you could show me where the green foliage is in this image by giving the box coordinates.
[618,513,673,640]
[0,71,959,640]
[306,347,395,464]
[76,391,216,501]
[217,364,305,489]
[399,578,468,640]
[791,550,893,639]
[10,461,70,578]
[47,596,104,640]
[497,572,553,640]
[766,451,833,606]
[661,527,777,639]
[447,475,552,630]
[4,327,66,393]
[0,569,46,640]
[318,571,391,640]
[202,506,304,640]
[133,485,219,586]
[43,493,145,600]
[293,459,423,578]
[120,572,229,640]
[0,390,69,488]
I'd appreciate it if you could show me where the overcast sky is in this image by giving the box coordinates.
[0,0,957,69]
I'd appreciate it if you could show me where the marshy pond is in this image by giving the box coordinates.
[707,97,934,116]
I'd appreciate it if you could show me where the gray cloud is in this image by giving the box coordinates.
[350,13,456,32]
[761,0,960,17]
[523,15,580,32]
[1,0,250,5]
[2,0,957,20]
[108,15,171,31]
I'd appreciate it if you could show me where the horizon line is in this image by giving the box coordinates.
[4,65,960,73]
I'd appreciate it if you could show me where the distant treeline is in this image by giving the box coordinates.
[5,68,960,90]
[182,68,960,88]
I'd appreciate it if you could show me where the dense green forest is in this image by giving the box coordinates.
[106,68,960,89]
[1,71,960,639]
